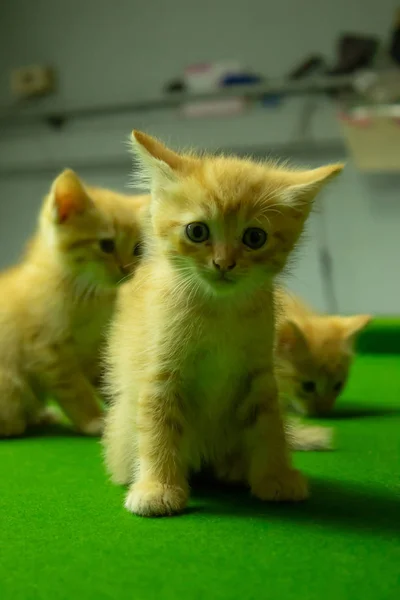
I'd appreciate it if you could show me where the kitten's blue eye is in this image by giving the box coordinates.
[302,381,316,393]
[133,242,143,256]
[186,222,209,243]
[99,239,115,253]
[242,227,267,250]
[333,381,343,393]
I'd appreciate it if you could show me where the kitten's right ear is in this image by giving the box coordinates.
[277,319,309,355]
[50,169,92,223]
[131,130,195,191]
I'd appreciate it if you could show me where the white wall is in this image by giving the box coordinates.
[0,0,399,314]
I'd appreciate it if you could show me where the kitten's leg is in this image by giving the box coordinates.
[285,416,334,451]
[241,371,309,501]
[40,353,103,435]
[124,382,189,517]
[103,396,136,485]
[51,375,103,436]
[0,370,41,437]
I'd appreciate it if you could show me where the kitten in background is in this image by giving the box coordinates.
[103,130,343,517]
[0,170,148,437]
[276,290,372,417]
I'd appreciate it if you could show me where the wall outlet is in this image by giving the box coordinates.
[11,65,55,99]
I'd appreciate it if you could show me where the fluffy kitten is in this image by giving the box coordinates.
[103,130,343,517]
[276,290,371,416]
[0,170,147,437]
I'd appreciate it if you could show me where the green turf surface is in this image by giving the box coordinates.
[1,351,399,599]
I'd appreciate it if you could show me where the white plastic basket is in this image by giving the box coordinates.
[338,105,400,171]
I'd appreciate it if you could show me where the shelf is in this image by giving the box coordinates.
[0,75,354,129]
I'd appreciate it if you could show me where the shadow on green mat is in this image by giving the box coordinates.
[190,476,400,537]
[328,402,400,420]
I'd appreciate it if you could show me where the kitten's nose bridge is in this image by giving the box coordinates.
[119,263,130,275]
[212,245,236,272]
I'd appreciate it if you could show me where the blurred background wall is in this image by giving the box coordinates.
[0,0,398,314]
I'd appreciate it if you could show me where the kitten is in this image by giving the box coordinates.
[276,290,372,416]
[0,169,148,437]
[103,130,343,517]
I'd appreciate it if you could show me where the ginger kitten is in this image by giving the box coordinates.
[276,290,371,416]
[103,131,343,517]
[0,170,147,437]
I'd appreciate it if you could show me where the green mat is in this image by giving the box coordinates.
[1,327,399,599]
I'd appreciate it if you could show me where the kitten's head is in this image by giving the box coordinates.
[131,131,343,299]
[38,169,148,291]
[277,314,372,415]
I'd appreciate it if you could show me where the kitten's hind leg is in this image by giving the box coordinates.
[0,370,41,437]
[103,396,136,485]
[285,417,334,451]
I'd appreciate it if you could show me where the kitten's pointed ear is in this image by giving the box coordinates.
[283,163,344,209]
[277,319,309,355]
[341,315,372,349]
[131,130,195,191]
[51,169,92,223]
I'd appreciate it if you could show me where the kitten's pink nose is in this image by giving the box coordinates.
[213,259,236,272]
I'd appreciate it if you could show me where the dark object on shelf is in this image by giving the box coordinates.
[220,73,262,86]
[288,55,326,80]
[389,9,400,66]
[47,115,66,129]
[220,72,282,106]
[328,34,379,75]
[165,79,186,93]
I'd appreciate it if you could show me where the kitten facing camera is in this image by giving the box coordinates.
[0,170,148,438]
[276,290,372,417]
[103,130,343,517]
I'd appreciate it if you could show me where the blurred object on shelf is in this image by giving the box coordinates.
[288,55,326,80]
[353,69,400,104]
[328,34,379,75]
[181,61,251,118]
[389,8,400,66]
[181,97,246,118]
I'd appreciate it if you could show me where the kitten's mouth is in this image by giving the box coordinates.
[213,274,235,285]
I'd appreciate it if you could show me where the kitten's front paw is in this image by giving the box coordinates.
[252,468,309,502]
[288,424,334,451]
[79,416,104,436]
[125,481,189,517]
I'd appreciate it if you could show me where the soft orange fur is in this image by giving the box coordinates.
[103,130,343,516]
[0,170,148,437]
[276,290,372,416]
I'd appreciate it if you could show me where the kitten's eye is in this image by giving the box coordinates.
[99,239,115,254]
[242,227,267,250]
[186,222,209,243]
[133,242,143,257]
[302,381,316,393]
[333,381,343,393]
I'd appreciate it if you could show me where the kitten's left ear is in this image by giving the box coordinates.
[131,130,196,191]
[341,315,373,349]
[282,163,344,211]
[277,319,309,356]
[50,169,93,224]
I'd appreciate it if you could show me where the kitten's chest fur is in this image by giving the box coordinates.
[177,304,269,424]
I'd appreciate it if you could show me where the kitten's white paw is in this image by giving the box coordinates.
[288,424,334,451]
[125,481,188,517]
[252,468,309,502]
[79,416,104,436]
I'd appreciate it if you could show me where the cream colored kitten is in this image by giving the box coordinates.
[103,131,343,517]
[0,170,148,437]
[276,290,372,416]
